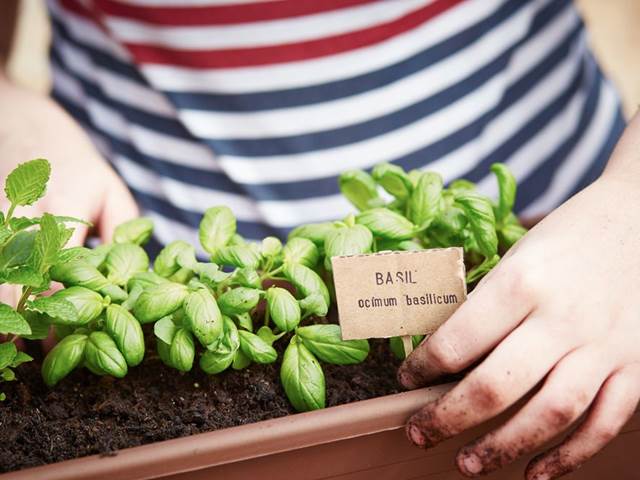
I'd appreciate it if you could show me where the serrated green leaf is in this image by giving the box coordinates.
[1,266,45,287]
[31,296,79,325]
[5,159,51,207]
[21,310,50,340]
[0,304,31,335]
[0,342,17,369]
[11,351,33,368]
[0,230,36,270]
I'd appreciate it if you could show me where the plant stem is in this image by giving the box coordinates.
[4,204,16,226]
[16,287,32,313]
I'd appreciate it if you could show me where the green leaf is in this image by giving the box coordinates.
[466,254,500,284]
[41,333,87,387]
[454,192,499,258]
[0,304,31,335]
[0,342,17,370]
[297,324,369,365]
[407,172,443,229]
[238,330,277,364]
[338,170,379,211]
[184,289,224,346]
[81,244,112,269]
[21,310,50,340]
[127,271,168,292]
[212,245,262,269]
[280,336,325,412]
[50,259,127,301]
[34,213,64,271]
[256,325,285,346]
[282,237,319,268]
[232,349,251,370]
[156,338,173,368]
[299,293,328,318]
[231,267,262,289]
[287,222,337,247]
[154,316,177,345]
[0,226,12,246]
[133,282,188,324]
[196,263,229,286]
[9,351,33,368]
[209,316,240,354]
[4,159,51,207]
[1,266,45,287]
[266,287,300,332]
[104,243,149,286]
[356,208,416,241]
[371,163,413,201]
[169,328,195,372]
[50,287,104,325]
[389,335,424,360]
[200,348,235,375]
[0,230,36,269]
[235,312,253,332]
[491,163,517,224]
[31,296,79,325]
[498,222,527,250]
[199,206,236,255]
[283,263,330,306]
[84,331,128,378]
[1,368,16,381]
[217,287,262,316]
[113,217,154,245]
[449,179,476,194]
[105,304,145,367]
[261,236,282,258]
[154,241,195,278]
[323,224,372,270]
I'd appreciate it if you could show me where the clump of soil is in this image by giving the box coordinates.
[0,339,401,473]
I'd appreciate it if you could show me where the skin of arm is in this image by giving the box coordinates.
[398,111,640,479]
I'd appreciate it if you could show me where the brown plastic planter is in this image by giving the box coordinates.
[4,383,640,480]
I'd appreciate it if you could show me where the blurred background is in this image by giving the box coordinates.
[4,0,640,118]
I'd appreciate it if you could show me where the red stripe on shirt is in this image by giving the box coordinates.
[122,0,465,69]
[95,0,376,26]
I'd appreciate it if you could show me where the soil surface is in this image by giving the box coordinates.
[0,335,402,473]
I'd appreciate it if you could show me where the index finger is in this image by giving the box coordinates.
[398,259,534,389]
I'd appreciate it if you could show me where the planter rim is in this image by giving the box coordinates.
[3,383,454,480]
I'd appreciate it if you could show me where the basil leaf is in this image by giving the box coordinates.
[449,179,476,194]
[154,316,177,345]
[283,263,330,306]
[256,325,285,346]
[50,287,104,325]
[232,349,251,370]
[31,296,79,326]
[407,172,443,230]
[231,267,262,289]
[235,312,253,332]
[280,336,325,412]
[84,331,128,378]
[127,271,168,292]
[133,282,188,324]
[466,254,500,284]
[212,245,261,269]
[490,163,516,224]
[282,237,319,268]
[154,241,196,278]
[323,224,372,270]
[0,342,17,370]
[113,217,154,245]
[338,170,379,211]
[41,333,87,386]
[104,243,149,285]
[105,304,145,367]
[199,206,236,255]
[454,192,499,258]
[371,163,412,201]
[50,260,127,301]
[238,330,277,364]
[266,287,300,332]
[184,289,223,346]
[10,351,33,368]
[200,348,235,375]
[168,328,195,372]
[498,222,527,250]
[299,293,328,318]
[287,222,337,247]
[4,158,51,207]
[82,244,112,269]
[389,335,424,360]
[210,316,240,353]
[297,324,369,365]
[0,304,30,335]
[261,236,282,258]
[217,287,262,316]
[358,207,417,240]
[21,310,50,340]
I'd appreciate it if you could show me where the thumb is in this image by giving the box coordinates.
[98,175,139,244]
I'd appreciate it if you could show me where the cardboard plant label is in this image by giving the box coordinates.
[331,248,467,340]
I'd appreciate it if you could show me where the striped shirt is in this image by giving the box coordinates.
[47,0,625,256]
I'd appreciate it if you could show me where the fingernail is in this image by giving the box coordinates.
[460,453,483,475]
[406,423,426,447]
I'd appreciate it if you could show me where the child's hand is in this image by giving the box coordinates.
[398,114,640,479]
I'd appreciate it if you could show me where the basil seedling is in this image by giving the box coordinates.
[281,336,325,412]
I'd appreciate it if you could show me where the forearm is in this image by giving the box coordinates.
[601,110,640,184]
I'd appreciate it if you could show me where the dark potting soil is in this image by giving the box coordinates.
[0,337,402,473]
